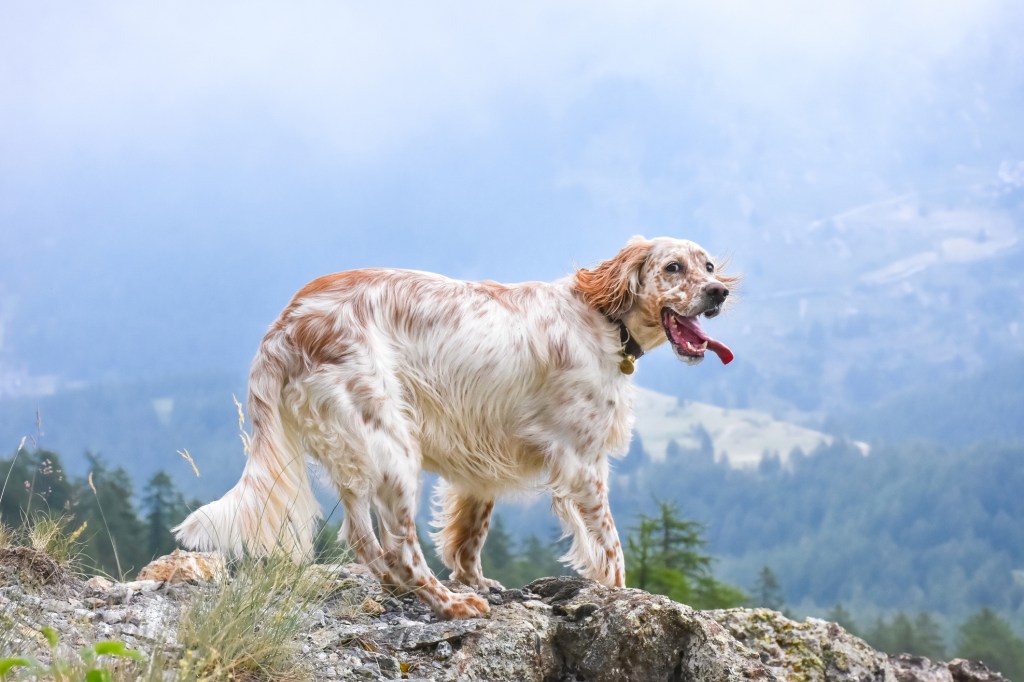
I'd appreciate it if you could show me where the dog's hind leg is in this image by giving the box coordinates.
[337,490,404,592]
[320,353,489,619]
[374,466,490,620]
[430,480,503,591]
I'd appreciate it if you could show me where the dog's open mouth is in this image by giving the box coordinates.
[662,308,734,365]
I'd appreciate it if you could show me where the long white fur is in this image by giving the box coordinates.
[173,236,732,619]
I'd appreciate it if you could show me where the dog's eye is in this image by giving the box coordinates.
[665,262,682,273]
[705,262,714,273]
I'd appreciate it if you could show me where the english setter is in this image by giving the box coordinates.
[175,236,735,619]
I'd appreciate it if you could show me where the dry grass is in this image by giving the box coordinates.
[0,520,12,549]
[0,514,87,589]
[173,553,342,681]
[24,514,87,569]
[168,400,349,680]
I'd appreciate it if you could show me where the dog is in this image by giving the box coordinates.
[174,235,735,619]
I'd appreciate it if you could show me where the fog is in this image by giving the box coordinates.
[1,0,1022,401]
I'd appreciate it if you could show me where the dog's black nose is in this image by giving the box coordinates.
[705,281,729,302]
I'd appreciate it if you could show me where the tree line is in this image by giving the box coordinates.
[1,448,192,577]
[615,436,1024,632]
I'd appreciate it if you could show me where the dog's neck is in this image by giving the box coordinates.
[609,316,645,374]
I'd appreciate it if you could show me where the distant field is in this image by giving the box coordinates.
[632,387,868,468]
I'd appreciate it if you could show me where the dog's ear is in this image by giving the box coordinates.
[574,236,652,316]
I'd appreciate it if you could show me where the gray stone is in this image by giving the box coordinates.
[434,640,453,660]
[385,618,482,650]
[100,609,124,624]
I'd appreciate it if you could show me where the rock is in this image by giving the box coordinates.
[136,549,225,583]
[0,550,1012,681]
[711,609,1009,682]
[388,618,482,651]
[0,546,71,587]
[519,577,771,682]
[85,575,114,591]
[359,596,386,616]
[100,609,124,625]
[712,608,887,680]
[947,658,1011,682]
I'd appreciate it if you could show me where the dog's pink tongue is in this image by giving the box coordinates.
[707,338,734,365]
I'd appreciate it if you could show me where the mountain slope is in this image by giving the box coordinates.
[832,355,1024,446]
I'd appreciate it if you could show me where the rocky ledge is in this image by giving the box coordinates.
[0,548,1008,681]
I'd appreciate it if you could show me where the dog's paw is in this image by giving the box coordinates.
[451,571,506,592]
[478,576,505,593]
[437,591,490,620]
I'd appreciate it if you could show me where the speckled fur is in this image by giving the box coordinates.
[174,235,734,619]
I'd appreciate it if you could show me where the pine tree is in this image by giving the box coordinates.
[957,608,1024,680]
[693,573,748,610]
[868,617,894,653]
[515,532,565,582]
[912,612,946,661]
[625,501,744,609]
[626,515,657,592]
[76,453,146,578]
[751,566,785,611]
[141,470,187,559]
[826,603,858,635]
[0,449,74,521]
[888,612,916,653]
[656,501,712,578]
[866,611,947,661]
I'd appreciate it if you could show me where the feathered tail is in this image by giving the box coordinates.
[173,338,321,560]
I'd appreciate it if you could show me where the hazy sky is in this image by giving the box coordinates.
[2,1,1023,384]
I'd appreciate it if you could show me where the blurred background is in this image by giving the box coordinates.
[2,0,1023,670]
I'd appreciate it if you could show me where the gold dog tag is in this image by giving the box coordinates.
[619,354,636,375]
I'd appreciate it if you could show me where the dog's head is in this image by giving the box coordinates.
[574,236,738,365]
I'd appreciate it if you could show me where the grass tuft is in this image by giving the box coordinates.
[174,553,341,681]
[24,514,87,568]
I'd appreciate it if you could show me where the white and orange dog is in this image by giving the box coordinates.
[175,236,735,619]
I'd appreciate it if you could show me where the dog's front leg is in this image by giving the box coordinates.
[551,462,626,588]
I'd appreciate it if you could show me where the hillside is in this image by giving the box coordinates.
[613,438,1024,637]
[632,387,867,468]
[831,355,1024,445]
